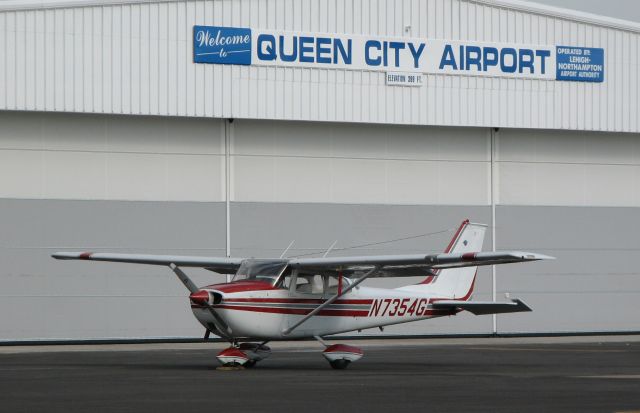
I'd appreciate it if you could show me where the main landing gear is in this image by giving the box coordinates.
[216,342,271,369]
[322,344,364,369]
[315,336,364,369]
[215,339,363,370]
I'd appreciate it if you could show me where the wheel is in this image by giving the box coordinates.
[329,359,350,370]
[244,360,257,368]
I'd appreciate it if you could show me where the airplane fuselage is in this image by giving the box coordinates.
[191,281,457,340]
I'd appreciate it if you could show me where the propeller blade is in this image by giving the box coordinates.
[169,263,199,294]
[205,305,233,338]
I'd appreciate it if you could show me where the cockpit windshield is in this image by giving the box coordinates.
[232,259,288,284]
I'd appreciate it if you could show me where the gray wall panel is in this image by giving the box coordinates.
[0,199,227,340]
[496,206,640,333]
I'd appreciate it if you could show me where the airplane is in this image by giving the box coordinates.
[52,219,552,369]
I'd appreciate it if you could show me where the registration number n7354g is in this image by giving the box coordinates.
[368,298,429,317]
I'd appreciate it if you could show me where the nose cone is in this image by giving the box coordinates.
[189,290,210,306]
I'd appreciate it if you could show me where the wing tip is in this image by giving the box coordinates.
[512,251,555,261]
[527,253,555,260]
[51,251,94,260]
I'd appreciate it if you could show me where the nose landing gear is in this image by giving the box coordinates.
[238,342,271,368]
[216,347,249,368]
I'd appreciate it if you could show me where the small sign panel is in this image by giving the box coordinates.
[386,72,424,86]
[193,26,252,65]
[556,46,604,82]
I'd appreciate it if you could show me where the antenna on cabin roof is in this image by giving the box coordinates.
[323,240,338,258]
[280,240,295,259]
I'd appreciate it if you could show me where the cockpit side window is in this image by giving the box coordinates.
[232,259,288,284]
[277,272,324,294]
[295,275,324,294]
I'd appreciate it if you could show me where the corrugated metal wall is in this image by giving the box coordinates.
[0,0,638,132]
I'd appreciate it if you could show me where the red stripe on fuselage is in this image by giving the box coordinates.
[203,281,276,293]
[221,298,373,305]
[192,304,455,317]
[215,305,370,317]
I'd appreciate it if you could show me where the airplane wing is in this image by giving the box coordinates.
[288,251,553,277]
[431,298,532,315]
[52,250,553,278]
[51,252,244,274]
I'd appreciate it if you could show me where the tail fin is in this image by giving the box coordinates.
[398,219,487,299]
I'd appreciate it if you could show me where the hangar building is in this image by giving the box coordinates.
[1,0,639,341]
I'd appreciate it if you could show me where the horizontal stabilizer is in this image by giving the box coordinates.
[431,299,532,315]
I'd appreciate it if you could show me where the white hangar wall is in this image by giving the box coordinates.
[498,128,640,206]
[0,112,226,201]
[0,0,639,131]
[5,111,640,208]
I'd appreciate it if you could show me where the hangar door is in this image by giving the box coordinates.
[0,112,227,340]
[496,128,640,333]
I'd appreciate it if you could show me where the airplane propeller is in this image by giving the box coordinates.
[169,263,233,339]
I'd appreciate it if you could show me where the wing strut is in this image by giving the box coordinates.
[282,266,381,336]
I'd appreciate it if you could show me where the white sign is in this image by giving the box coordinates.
[386,72,424,86]
[251,29,556,80]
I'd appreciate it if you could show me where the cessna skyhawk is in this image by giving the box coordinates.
[53,220,552,369]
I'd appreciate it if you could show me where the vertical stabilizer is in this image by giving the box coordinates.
[397,220,487,299]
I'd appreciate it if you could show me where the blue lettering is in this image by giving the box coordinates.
[334,39,352,64]
[483,47,499,71]
[536,50,550,74]
[383,41,388,67]
[389,41,405,67]
[519,48,534,73]
[465,45,481,70]
[299,36,314,63]
[316,37,331,64]
[500,48,517,73]
[408,43,425,69]
[279,35,297,62]
[439,44,457,70]
[257,34,276,61]
[365,40,382,66]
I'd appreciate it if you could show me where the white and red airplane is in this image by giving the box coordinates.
[53,220,552,369]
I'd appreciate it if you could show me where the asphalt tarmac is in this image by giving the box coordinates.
[0,337,639,413]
